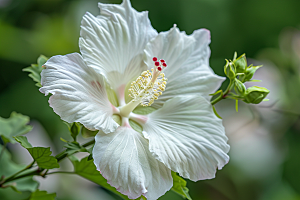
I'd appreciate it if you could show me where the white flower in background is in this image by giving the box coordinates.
[39,0,230,199]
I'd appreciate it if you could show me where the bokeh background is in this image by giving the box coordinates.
[1,0,300,199]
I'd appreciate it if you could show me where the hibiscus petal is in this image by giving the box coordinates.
[142,95,230,181]
[93,127,172,200]
[40,53,118,133]
[79,0,157,90]
[144,26,225,108]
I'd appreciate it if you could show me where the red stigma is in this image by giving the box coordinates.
[157,67,162,71]
[153,57,158,61]
[155,62,160,66]
[162,63,167,67]
[160,59,165,63]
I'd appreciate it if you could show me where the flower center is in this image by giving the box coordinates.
[119,57,167,117]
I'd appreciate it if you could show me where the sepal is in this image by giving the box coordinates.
[171,171,192,200]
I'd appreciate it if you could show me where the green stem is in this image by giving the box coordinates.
[1,161,35,184]
[1,139,95,185]
[55,138,95,162]
[211,79,233,105]
[46,171,75,175]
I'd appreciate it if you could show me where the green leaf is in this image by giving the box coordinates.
[0,112,32,144]
[14,136,33,148]
[27,190,56,200]
[171,172,192,200]
[23,55,48,87]
[70,156,130,200]
[81,126,98,138]
[13,136,59,169]
[27,147,59,169]
[0,145,38,192]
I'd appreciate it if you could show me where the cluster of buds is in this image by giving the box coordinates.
[128,57,167,106]
[223,52,269,105]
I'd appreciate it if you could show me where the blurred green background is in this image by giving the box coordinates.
[1,0,300,199]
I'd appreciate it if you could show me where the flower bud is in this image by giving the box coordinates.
[243,86,270,104]
[224,60,236,79]
[243,65,262,82]
[233,54,247,73]
[234,78,246,96]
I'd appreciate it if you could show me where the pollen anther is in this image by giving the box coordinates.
[128,57,168,107]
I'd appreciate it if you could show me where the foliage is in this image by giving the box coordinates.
[23,55,48,87]
[26,190,56,200]
[0,112,32,144]
[0,145,38,192]
[14,136,59,169]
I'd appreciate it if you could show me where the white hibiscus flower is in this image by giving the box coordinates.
[39,0,230,199]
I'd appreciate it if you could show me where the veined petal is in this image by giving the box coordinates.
[142,96,230,181]
[40,53,118,133]
[93,127,172,200]
[144,26,225,108]
[80,0,157,90]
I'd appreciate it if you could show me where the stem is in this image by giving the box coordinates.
[211,79,233,105]
[1,161,35,184]
[47,171,75,175]
[55,139,95,162]
[1,139,95,185]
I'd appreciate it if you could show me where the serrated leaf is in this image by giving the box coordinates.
[13,136,59,169]
[0,145,38,192]
[14,136,33,148]
[0,112,32,144]
[27,147,59,169]
[70,156,130,200]
[23,55,48,87]
[171,171,192,200]
[27,190,56,200]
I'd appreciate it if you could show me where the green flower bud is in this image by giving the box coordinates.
[243,86,270,104]
[224,60,236,79]
[243,65,262,82]
[233,54,247,73]
[234,78,246,96]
